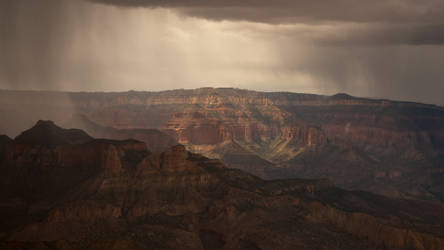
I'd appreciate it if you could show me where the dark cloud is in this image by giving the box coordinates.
[312,24,444,46]
[90,0,444,46]
[90,0,444,24]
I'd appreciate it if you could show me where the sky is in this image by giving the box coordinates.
[0,0,444,105]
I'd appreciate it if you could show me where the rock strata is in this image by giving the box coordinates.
[1,122,444,249]
[1,89,444,201]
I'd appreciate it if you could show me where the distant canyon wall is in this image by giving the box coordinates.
[1,88,444,200]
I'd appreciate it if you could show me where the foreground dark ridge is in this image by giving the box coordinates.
[1,121,444,249]
[0,88,444,202]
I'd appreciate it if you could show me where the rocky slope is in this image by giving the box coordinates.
[1,122,444,249]
[1,88,443,201]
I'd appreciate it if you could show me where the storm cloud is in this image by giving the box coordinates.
[90,0,444,23]
[1,0,444,105]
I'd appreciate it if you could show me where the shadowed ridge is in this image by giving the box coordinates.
[0,135,12,154]
[2,124,444,249]
[14,120,92,146]
[331,93,355,99]
[0,135,12,146]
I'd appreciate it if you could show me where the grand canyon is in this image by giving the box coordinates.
[2,1,444,248]
[1,88,444,248]
[1,88,443,202]
[1,119,444,249]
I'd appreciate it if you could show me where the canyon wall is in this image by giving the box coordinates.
[1,88,443,200]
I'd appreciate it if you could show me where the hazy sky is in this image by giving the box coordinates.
[1,0,444,105]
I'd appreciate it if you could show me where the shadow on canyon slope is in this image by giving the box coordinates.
[0,121,444,249]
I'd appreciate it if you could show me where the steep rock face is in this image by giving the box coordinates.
[63,88,443,161]
[1,89,444,201]
[0,138,148,204]
[2,124,444,249]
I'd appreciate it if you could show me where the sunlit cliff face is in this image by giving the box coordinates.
[1,0,444,105]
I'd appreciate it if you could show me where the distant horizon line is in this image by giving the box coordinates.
[0,86,365,98]
[0,87,442,107]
